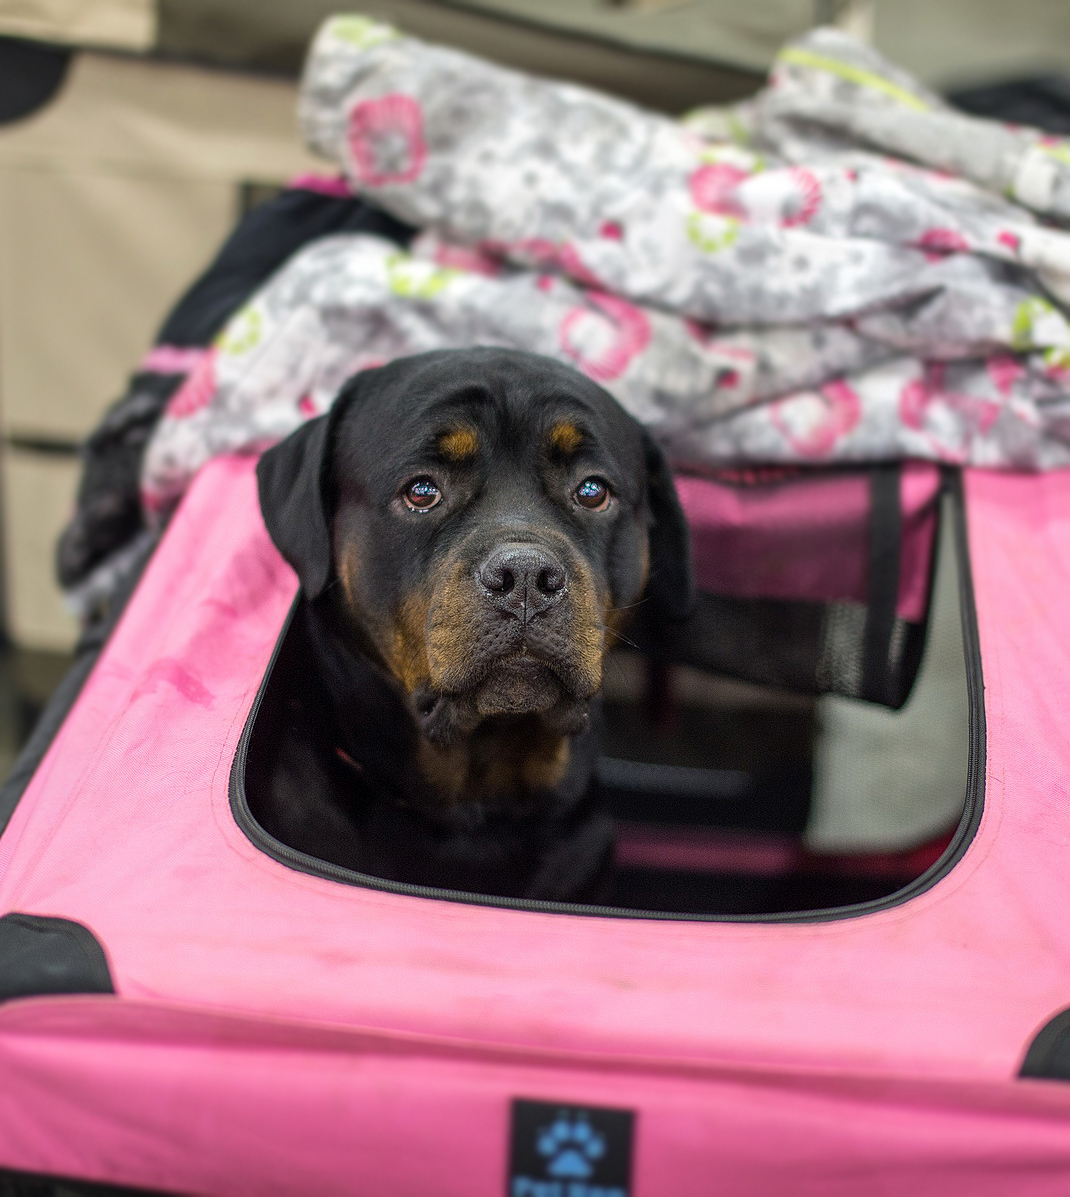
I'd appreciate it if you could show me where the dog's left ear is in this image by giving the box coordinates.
[257,414,335,599]
[641,430,695,622]
[257,372,371,598]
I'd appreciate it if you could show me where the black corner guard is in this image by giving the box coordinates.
[1020,1007,1070,1080]
[0,913,114,1004]
[0,38,72,126]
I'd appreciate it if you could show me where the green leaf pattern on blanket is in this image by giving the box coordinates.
[385,253,461,299]
[216,307,263,357]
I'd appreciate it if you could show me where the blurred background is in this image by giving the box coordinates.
[0,0,1068,779]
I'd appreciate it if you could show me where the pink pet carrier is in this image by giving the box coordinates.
[1,447,1070,1194]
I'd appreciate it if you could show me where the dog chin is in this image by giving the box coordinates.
[413,657,590,746]
[474,656,561,718]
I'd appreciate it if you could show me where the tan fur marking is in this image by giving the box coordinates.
[387,592,434,694]
[425,558,477,688]
[416,736,469,799]
[606,539,649,635]
[381,531,610,807]
[338,544,362,611]
[571,557,609,692]
[548,421,583,455]
[438,426,479,462]
[522,735,571,792]
[417,721,571,804]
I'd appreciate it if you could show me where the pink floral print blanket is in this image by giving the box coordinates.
[142,17,1070,518]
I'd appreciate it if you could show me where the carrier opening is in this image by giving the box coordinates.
[233,465,980,920]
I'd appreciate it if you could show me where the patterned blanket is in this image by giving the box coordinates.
[142,16,1070,523]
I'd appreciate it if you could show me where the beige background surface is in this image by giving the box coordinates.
[0,52,320,442]
[0,51,319,648]
[0,0,154,50]
[1,447,80,650]
[1,0,1067,653]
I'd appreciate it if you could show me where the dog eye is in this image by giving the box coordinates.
[573,477,611,511]
[403,477,442,511]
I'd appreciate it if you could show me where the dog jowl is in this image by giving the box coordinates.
[256,348,693,897]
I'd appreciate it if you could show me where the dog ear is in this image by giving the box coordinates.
[641,430,695,622]
[256,413,336,599]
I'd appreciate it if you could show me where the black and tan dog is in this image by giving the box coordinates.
[252,347,692,901]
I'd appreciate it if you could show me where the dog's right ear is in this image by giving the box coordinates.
[641,429,695,622]
[257,414,335,599]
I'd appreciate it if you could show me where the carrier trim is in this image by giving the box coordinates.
[0,913,114,1003]
[230,470,985,923]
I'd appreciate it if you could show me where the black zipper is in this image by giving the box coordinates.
[229,468,984,923]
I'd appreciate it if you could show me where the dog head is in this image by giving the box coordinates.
[257,348,692,756]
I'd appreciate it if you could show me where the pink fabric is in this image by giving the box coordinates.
[138,345,207,375]
[2,456,1070,1192]
[678,462,940,620]
[287,172,355,197]
[613,824,951,881]
[614,823,801,876]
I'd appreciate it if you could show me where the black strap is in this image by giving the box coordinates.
[861,463,902,705]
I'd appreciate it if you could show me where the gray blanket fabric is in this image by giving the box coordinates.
[142,15,1070,522]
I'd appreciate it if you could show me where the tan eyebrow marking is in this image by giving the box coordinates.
[548,421,583,455]
[438,426,479,462]
[339,543,361,609]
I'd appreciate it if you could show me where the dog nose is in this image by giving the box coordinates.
[477,543,566,619]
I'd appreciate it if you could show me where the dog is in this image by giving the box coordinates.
[251,347,693,901]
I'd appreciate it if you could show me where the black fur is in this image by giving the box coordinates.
[252,348,692,899]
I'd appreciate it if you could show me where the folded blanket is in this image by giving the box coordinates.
[299,18,1070,333]
[757,32,1070,233]
[139,14,1070,521]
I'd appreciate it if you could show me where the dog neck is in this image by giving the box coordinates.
[413,716,572,811]
[304,598,595,821]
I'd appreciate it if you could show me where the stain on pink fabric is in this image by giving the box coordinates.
[771,380,861,458]
[559,293,651,383]
[347,94,427,186]
[203,597,242,622]
[165,350,217,419]
[133,658,214,708]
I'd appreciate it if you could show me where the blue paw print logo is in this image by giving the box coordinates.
[537,1111,606,1179]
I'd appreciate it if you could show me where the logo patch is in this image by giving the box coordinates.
[509,1098,635,1197]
